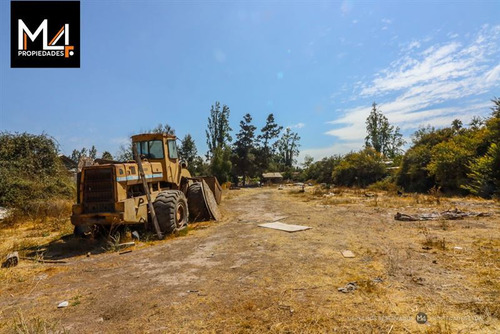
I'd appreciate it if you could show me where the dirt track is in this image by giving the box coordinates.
[0,188,499,333]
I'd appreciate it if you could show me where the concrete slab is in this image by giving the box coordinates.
[258,222,311,232]
[341,250,355,258]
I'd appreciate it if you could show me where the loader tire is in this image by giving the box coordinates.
[153,190,188,235]
[187,182,210,222]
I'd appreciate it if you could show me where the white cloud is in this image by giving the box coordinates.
[327,25,500,143]
[485,63,500,82]
[289,122,305,129]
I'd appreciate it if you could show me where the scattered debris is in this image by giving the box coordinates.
[341,250,355,258]
[338,282,358,293]
[372,277,383,283]
[278,304,295,314]
[20,257,66,264]
[117,242,135,249]
[278,185,284,190]
[394,208,492,221]
[131,231,140,240]
[2,252,19,268]
[364,192,376,198]
[187,290,199,293]
[453,246,464,252]
[57,301,69,308]
[119,250,132,255]
[258,222,311,232]
[0,206,10,220]
[412,277,425,285]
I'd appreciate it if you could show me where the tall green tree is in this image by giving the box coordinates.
[233,114,257,185]
[257,113,282,173]
[210,146,232,183]
[365,102,404,158]
[276,127,301,168]
[206,101,232,159]
[178,134,198,174]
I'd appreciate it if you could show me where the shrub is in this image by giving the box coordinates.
[0,132,75,212]
[332,148,386,187]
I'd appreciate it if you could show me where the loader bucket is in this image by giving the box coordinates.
[200,176,222,204]
[187,179,221,221]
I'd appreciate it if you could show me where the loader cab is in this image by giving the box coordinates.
[131,133,180,184]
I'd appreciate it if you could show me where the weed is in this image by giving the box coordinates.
[439,219,450,231]
[421,232,446,250]
[429,186,442,205]
[385,248,401,276]
[70,294,81,307]
[13,311,68,334]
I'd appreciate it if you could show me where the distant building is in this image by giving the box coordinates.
[262,172,283,184]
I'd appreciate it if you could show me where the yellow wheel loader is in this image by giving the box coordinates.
[71,133,221,237]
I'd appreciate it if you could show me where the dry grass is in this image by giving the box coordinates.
[11,310,68,334]
[0,187,498,333]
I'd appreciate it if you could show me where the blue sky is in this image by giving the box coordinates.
[1,1,499,162]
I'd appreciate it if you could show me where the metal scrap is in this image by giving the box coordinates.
[2,252,19,268]
[337,282,358,293]
[394,208,492,221]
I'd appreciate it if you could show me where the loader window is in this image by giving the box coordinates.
[134,140,164,159]
[167,140,178,159]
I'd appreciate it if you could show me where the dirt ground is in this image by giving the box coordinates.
[0,187,499,333]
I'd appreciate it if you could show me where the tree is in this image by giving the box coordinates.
[302,155,342,184]
[276,127,301,168]
[302,155,314,170]
[71,148,87,162]
[365,102,405,158]
[462,143,500,198]
[178,134,198,174]
[150,123,175,135]
[233,113,257,185]
[206,101,232,159]
[115,143,133,161]
[101,151,113,160]
[210,146,232,184]
[469,116,484,130]
[491,96,500,118]
[332,148,386,187]
[71,145,97,162]
[258,114,283,170]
